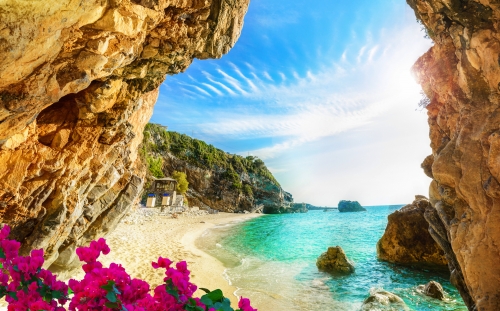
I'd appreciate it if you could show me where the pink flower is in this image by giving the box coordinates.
[239,297,258,311]
[0,225,255,311]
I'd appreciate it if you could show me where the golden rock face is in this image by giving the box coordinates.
[0,0,249,269]
[376,196,447,266]
[408,0,500,309]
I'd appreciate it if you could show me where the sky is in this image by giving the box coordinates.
[150,0,434,206]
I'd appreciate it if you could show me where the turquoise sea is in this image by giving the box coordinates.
[196,206,467,311]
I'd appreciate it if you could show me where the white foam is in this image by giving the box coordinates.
[222,268,232,286]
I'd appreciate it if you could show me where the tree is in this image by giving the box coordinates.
[172,171,189,194]
[147,156,164,178]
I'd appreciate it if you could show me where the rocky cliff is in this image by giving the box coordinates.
[377,196,447,266]
[142,124,294,213]
[0,0,249,269]
[409,0,500,309]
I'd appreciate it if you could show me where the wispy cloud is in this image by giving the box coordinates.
[217,69,250,96]
[202,71,237,96]
[164,24,431,161]
[201,83,224,96]
[357,45,367,63]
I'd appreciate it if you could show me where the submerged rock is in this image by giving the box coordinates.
[376,196,447,266]
[361,288,409,311]
[316,246,355,274]
[417,281,445,300]
[338,200,366,212]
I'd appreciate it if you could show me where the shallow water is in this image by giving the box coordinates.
[197,207,467,311]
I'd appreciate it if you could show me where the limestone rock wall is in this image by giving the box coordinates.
[408,0,500,309]
[0,0,249,269]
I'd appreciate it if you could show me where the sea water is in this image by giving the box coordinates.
[196,206,467,311]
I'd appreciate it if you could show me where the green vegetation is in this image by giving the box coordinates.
[146,156,164,178]
[172,171,189,194]
[141,123,280,188]
[243,184,253,197]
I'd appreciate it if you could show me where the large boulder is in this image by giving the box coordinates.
[316,246,355,274]
[376,196,447,266]
[338,200,366,212]
[361,288,409,311]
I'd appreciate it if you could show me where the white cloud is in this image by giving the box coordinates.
[263,71,274,81]
[202,71,237,96]
[357,45,367,63]
[184,24,431,163]
[201,83,224,96]
[217,69,250,96]
[368,45,379,62]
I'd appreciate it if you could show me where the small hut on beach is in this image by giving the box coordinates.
[146,178,178,208]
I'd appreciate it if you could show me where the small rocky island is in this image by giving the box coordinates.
[338,200,367,212]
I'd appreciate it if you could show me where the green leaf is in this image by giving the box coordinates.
[106,291,117,303]
[0,249,5,259]
[166,288,179,300]
[200,296,213,306]
[0,286,7,298]
[185,305,204,311]
[165,279,180,300]
[105,302,119,309]
[199,287,211,294]
[68,288,74,295]
[51,290,63,299]
[101,280,116,292]
[7,291,18,300]
[203,289,224,303]
[212,298,233,311]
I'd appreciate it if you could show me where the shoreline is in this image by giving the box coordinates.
[96,211,263,306]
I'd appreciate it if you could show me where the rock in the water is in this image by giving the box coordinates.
[361,288,409,311]
[338,200,366,212]
[316,246,355,274]
[417,281,445,300]
[376,196,447,266]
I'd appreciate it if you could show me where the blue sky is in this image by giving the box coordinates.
[150,0,433,206]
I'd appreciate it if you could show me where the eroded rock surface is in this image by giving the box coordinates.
[408,0,500,309]
[0,0,249,269]
[377,196,447,266]
[417,281,446,300]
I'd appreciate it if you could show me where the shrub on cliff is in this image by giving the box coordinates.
[0,225,256,311]
[243,184,253,197]
[147,156,165,178]
[173,171,189,194]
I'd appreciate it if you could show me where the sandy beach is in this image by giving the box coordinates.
[89,211,263,306]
